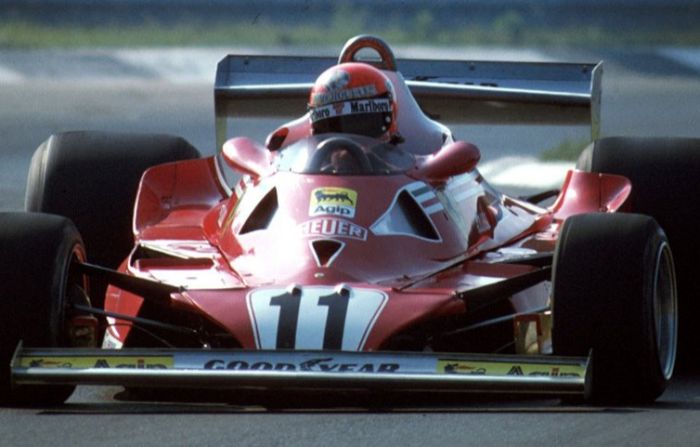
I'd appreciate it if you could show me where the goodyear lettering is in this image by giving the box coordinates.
[203,358,399,373]
[251,362,273,370]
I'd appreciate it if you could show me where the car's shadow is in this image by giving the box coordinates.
[28,389,637,415]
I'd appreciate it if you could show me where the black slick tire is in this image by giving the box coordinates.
[0,212,87,405]
[577,137,700,369]
[25,131,200,309]
[552,213,677,404]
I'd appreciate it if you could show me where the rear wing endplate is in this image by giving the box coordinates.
[215,54,602,150]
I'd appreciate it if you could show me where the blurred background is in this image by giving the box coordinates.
[1,0,700,209]
[2,0,699,48]
[2,3,700,442]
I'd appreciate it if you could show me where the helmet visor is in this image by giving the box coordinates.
[312,113,391,138]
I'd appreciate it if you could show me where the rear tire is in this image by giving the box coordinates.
[577,137,700,368]
[552,213,677,404]
[25,131,200,309]
[0,213,87,405]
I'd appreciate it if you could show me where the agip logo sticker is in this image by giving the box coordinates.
[20,356,174,369]
[436,359,583,377]
[309,187,358,218]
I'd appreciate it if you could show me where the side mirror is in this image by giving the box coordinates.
[410,141,481,183]
[222,137,273,180]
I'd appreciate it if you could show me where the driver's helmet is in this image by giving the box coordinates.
[308,62,397,140]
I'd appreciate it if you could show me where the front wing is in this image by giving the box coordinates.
[12,345,591,397]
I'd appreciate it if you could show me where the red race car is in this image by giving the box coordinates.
[2,35,696,406]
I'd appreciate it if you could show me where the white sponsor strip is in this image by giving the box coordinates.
[405,181,428,192]
[479,157,573,190]
[405,181,444,213]
[423,203,445,215]
[187,351,416,374]
[413,190,436,203]
[310,98,391,122]
[312,84,379,107]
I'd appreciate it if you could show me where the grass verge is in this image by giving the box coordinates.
[2,18,700,49]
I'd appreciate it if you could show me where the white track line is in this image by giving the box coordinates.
[0,65,24,83]
[659,47,700,74]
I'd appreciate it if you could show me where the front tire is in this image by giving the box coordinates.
[552,213,677,404]
[25,131,200,309]
[577,137,700,368]
[0,213,87,405]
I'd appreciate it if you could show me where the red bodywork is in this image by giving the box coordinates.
[103,71,631,353]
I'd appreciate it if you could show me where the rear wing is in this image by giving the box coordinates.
[214,54,602,150]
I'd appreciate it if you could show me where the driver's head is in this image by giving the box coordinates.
[309,62,396,140]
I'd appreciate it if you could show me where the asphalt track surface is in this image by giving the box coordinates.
[2,47,700,446]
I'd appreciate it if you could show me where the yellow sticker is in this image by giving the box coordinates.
[20,356,173,370]
[309,187,358,218]
[437,360,583,377]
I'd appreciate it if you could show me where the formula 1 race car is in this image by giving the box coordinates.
[1,35,697,406]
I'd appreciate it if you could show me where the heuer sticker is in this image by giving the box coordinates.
[299,218,367,241]
[20,356,174,369]
[309,187,358,218]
